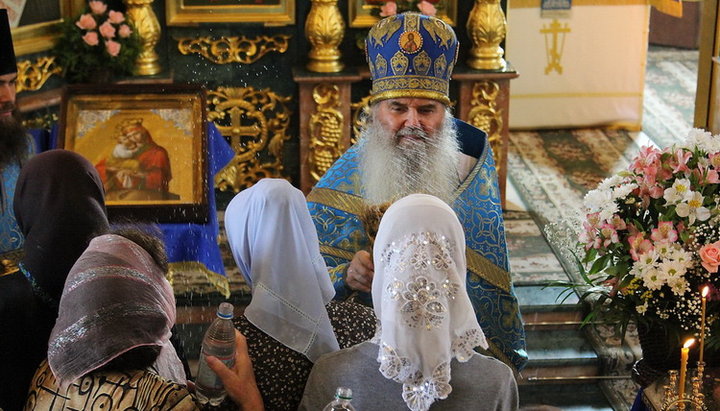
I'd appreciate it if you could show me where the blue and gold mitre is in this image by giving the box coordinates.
[365,12,458,106]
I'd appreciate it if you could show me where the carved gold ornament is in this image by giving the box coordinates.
[176,35,291,65]
[468,80,503,175]
[350,95,372,143]
[124,0,162,76]
[305,0,345,73]
[207,87,292,192]
[466,0,507,70]
[22,113,59,131]
[308,84,345,183]
[16,57,61,93]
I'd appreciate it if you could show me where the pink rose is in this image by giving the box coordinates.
[75,14,97,30]
[118,24,132,38]
[108,10,125,24]
[82,31,99,46]
[105,39,121,57]
[99,21,116,39]
[88,0,107,15]
[379,1,397,17]
[416,0,437,16]
[700,241,720,273]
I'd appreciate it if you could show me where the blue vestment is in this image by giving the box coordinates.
[307,119,528,371]
[0,132,37,258]
[0,160,24,255]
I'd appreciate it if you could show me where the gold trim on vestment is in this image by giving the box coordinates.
[369,89,451,106]
[484,340,516,373]
[0,250,23,277]
[466,248,511,292]
[320,245,357,262]
[168,262,231,298]
[0,267,19,277]
[307,187,367,216]
[310,186,509,291]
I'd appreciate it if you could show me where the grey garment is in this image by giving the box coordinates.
[300,341,519,411]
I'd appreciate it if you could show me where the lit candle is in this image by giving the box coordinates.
[679,338,695,401]
[700,286,709,364]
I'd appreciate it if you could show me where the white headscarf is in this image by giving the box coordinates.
[48,234,186,391]
[372,194,488,411]
[224,178,340,361]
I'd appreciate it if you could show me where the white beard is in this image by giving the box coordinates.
[113,143,138,159]
[359,107,460,205]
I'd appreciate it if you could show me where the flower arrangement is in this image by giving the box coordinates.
[573,129,720,351]
[356,0,443,49]
[53,0,140,83]
[366,0,442,18]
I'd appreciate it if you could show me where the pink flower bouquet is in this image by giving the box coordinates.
[574,128,720,351]
[367,0,443,18]
[53,1,140,83]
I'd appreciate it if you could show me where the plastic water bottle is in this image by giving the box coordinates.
[195,302,236,406]
[322,387,356,411]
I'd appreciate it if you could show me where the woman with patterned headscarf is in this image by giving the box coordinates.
[300,194,518,411]
[224,178,376,410]
[24,230,263,410]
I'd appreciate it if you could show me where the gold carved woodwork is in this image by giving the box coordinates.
[124,0,162,76]
[22,113,59,131]
[207,86,292,192]
[176,35,292,65]
[466,0,507,70]
[16,57,61,93]
[308,84,345,183]
[305,0,345,73]
[468,80,503,177]
[350,95,372,143]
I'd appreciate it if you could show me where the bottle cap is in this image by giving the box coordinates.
[335,387,352,400]
[217,302,234,319]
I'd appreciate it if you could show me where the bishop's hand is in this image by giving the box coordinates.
[346,250,374,293]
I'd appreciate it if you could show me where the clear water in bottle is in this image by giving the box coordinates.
[195,302,236,406]
[322,387,356,411]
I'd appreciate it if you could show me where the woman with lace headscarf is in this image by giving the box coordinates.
[300,194,519,411]
[224,178,377,410]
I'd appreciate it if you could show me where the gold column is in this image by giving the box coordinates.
[466,0,507,70]
[124,0,162,76]
[305,0,345,73]
[308,83,345,183]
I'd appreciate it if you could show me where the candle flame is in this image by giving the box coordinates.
[684,338,696,348]
[702,286,710,298]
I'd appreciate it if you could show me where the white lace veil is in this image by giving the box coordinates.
[372,194,488,411]
[47,234,186,390]
[224,178,340,361]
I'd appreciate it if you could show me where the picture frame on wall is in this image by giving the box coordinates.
[7,0,85,55]
[58,83,209,223]
[348,0,457,28]
[166,0,295,26]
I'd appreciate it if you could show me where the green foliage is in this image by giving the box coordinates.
[569,133,720,354]
[52,5,141,83]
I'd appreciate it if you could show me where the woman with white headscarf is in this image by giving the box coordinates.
[225,178,376,410]
[300,194,519,411]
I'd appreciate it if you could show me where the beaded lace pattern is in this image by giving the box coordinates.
[374,231,487,411]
